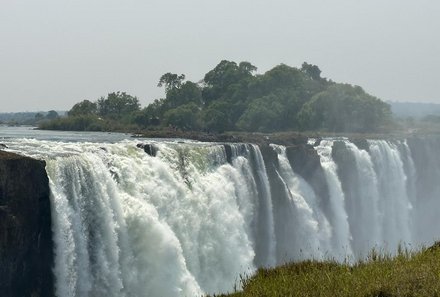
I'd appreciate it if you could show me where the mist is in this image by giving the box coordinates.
[1,0,440,112]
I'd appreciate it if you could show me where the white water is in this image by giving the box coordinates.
[3,134,440,296]
[5,139,259,296]
[270,144,331,261]
[368,140,412,250]
[343,142,381,257]
[248,144,277,267]
[314,140,354,260]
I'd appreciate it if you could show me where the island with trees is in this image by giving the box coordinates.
[39,61,392,134]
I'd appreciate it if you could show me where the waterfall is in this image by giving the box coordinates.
[368,140,412,250]
[314,140,354,260]
[7,140,260,296]
[248,144,277,267]
[339,141,381,257]
[270,144,331,261]
[47,149,204,297]
[3,135,440,297]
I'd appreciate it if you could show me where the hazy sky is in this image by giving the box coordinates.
[1,0,439,112]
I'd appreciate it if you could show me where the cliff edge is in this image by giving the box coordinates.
[0,151,54,297]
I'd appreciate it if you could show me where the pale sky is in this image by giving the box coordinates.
[1,0,439,112]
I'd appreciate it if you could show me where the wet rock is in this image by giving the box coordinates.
[0,151,54,297]
[223,144,233,164]
[137,143,158,157]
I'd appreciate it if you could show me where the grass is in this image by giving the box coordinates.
[213,244,440,297]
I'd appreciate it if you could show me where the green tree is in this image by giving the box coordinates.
[165,81,203,109]
[298,84,391,132]
[97,92,140,120]
[46,110,59,120]
[133,98,165,127]
[237,95,289,132]
[202,60,257,104]
[68,100,97,116]
[34,113,44,121]
[158,73,186,94]
[163,103,200,130]
[201,101,233,132]
[301,62,322,81]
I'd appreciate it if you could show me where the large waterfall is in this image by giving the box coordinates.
[4,136,440,297]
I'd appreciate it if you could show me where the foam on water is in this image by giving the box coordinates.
[3,136,440,296]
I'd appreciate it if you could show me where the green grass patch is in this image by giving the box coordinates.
[213,244,440,297]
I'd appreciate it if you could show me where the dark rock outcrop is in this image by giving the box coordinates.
[0,151,54,297]
[285,144,330,210]
[137,143,158,157]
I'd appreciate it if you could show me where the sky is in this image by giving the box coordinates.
[1,0,439,112]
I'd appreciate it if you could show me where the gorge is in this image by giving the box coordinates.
[1,134,440,297]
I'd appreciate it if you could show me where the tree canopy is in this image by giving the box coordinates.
[40,60,392,133]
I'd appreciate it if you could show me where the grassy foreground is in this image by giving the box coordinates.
[214,244,440,297]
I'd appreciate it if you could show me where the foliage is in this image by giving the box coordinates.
[157,73,186,93]
[39,115,106,131]
[40,92,140,131]
[212,245,440,297]
[40,60,392,133]
[301,62,323,81]
[0,111,65,126]
[97,92,140,121]
[163,103,201,130]
[202,60,257,106]
[237,95,285,132]
[164,81,203,109]
[45,110,59,120]
[298,84,392,132]
[201,100,234,133]
[68,100,97,116]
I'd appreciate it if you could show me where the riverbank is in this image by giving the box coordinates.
[214,244,440,297]
[133,128,433,146]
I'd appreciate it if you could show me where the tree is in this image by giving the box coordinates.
[301,62,322,81]
[163,103,200,130]
[298,84,391,132]
[202,60,257,104]
[133,99,165,128]
[97,92,140,120]
[68,100,97,117]
[201,101,233,132]
[165,81,203,109]
[46,110,59,120]
[239,61,257,74]
[158,73,186,94]
[34,113,44,121]
[237,95,286,132]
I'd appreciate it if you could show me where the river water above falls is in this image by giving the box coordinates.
[2,128,440,297]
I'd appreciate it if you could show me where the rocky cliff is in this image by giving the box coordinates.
[0,151,53,297]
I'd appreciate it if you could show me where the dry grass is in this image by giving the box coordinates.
[213,244,440,297]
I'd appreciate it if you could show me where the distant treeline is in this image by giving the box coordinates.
[40,61,392,133]
[389,101,440,119]
[0,111,63,126]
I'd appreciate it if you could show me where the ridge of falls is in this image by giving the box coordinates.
[3,136,440,297]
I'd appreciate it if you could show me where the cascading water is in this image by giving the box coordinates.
[368,140,412,250]
[3,134,440,297]
[314,140,354,261]
[247,144,277,267]
[6,140,260,297]
[337,141,382,258]
[270,144,331,261]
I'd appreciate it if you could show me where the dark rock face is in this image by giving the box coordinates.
[0,151,54,297]
[285,144,330,209]
[137,143,158,157]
